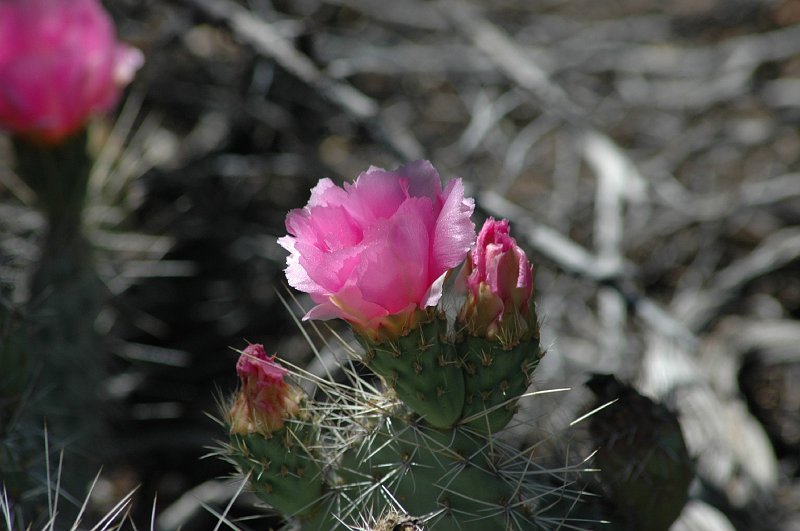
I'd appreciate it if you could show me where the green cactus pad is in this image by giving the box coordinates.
[228,420,325,519]
[222,369,587,531]
[458,335,541,433]
[336,417,552,531]
[360,314,465,429]
[588,374,693,531]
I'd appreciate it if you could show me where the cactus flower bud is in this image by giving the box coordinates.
[459,218,534,344]
[228,344,304,436]
[0,0,144,145]
[226,344,325,519]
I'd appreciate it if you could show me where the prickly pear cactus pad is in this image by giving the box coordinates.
[457,334,541,433]
[587,374,693,531]
[217,337,604,530]
[358,310,465,429]
[336,415,558,531]
[227,422,325,518]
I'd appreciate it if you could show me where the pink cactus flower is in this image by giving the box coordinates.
[229,344,303,435]
[0,0,144,145]
[459,218,535,341]
[278,160,476,340]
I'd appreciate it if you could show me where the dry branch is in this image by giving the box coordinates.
[676,228,800,333]
[478,189,697,348]
[182,0,424,162]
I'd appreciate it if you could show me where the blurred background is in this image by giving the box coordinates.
[2,0,800,529]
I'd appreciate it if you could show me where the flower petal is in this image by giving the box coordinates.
[356,198,432,313]
[345,166,409,224]
[393,159,442,200]
[432,178,476,273]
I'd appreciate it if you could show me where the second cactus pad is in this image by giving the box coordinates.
[360,312,465,429]
[227,420,325,520]
[337,415,567,531]
[458,331,541,433]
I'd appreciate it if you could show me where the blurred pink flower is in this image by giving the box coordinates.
[229,344,303,435]
[0,0,143,145]
[279,160,476,338]
[459,218,534,340]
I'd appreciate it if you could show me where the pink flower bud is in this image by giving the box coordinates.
[228,344,304,435]
[0,0,144,145]
[278,160,476,341]
[459,218,534,342]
